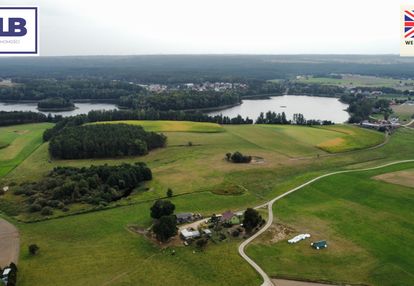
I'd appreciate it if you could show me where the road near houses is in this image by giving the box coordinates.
[0,161,413,285]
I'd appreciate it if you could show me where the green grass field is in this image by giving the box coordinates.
[0,123,53,179]
[91,120,224,133]
[392,104,414,122]
[0,121,413,286]
[247,162,414,286]
[295,74,414,91]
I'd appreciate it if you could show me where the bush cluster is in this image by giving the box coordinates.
[15,163,152,214]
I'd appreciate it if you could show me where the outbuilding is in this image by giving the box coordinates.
[180,229,200,241]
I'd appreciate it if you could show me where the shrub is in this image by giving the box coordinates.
[41,206,53,216]
[29,203,42,213]
[29,244,39,255]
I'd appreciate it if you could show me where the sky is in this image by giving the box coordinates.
[0,0,407,56]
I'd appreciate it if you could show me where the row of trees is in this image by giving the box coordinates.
[49,124,167,159]
[256,111,334,125]
[37,97,75,110]
[287,82,345,97]
[118,90,240,110]
[15,163,152,214]
[0,111,51,126]
[42,110,254,142]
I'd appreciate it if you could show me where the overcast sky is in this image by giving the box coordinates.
[1,0,405,56]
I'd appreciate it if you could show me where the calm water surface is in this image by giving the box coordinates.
[0,102,119,117]
[208,95,349,123]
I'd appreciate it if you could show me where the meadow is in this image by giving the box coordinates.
[0,123,53,178]
[391,104,414,122]
[92,120,224,133]
[247,162,414,286]
[0,121,413,285]
[295,74,414,91]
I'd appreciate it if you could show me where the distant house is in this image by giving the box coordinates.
[180,229,200,241]
[175,213,193,224]
[220,211,241,225]
[311,240,328,250]
[1,267,11,285]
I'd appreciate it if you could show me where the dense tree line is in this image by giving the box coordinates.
[37,97,75,110]
[15,163,152,214]
[49,124,166,159]
[255,111,334,125]
[287,82,345,97]
[340,94,391,123]
[0,111,51,126]
[118,90,240,110]
[0,78,144,101]
[42,110,254,142]
[2,55,414,82]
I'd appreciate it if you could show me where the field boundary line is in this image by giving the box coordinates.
[238,159,414,286]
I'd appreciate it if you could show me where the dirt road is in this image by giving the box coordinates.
[0,218,19,268]
[239,160,414,286]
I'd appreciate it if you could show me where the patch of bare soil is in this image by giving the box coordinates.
[256,223,295,244]
[251,156,265,164]
[13,130,29,135]
[373,169,414,188]
[127,224,183,248]
[272,279,339,286]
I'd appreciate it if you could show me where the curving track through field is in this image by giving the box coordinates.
[239,160,414,286]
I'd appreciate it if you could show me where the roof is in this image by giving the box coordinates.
[180,229,200,238]
[221,211,235,221]
[202,229,212,235]
[2,268,11,276]
[176,213,193,219]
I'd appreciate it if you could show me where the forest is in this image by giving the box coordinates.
[0,78,144,101]
[48,124,167,159]
[38,97,75,110]
[1,55,414,82]
[118,90,240,110]
[14,163,152,214]
[0,111,50,126]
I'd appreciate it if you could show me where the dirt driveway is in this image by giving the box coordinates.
[0,218,19,268]
[272,279,337,286]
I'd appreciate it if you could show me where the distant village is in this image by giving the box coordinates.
[136,82,249,93]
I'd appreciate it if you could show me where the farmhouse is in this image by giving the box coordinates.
[220,211,241,225]
[175,213,193,224]
[175,212,203,224]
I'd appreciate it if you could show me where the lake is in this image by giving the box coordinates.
[0,102,119,117]
[208,95,349,123]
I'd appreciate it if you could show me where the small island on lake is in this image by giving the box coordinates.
[37,97,76,112]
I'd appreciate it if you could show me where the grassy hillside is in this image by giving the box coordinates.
[0,124,386,221]
[247,162,414,286]
[0,123,53,178]
[0,122,412,286]
[92,120,224,133]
